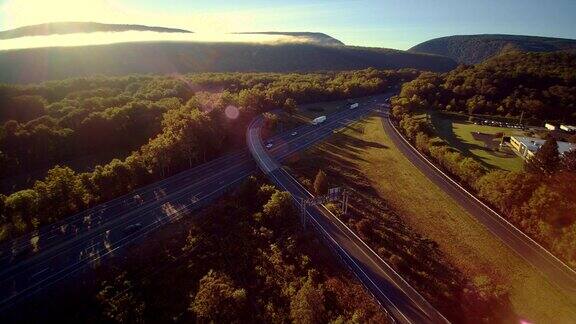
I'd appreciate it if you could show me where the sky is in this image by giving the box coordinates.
[0,0,575,50]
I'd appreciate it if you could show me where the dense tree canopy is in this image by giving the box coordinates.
[0,68,417,241]
[191,270,247,322]
[524,139,561,175]
[398,52,576,123]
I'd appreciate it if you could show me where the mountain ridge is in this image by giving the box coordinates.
[0,22,193,40]
[0,41,456,84]
[409,34,576,64]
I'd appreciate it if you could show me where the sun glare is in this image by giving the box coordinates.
[0,31,304,51]
[1,0,260,35]
[2,0,122,28]
[0,0,309,51]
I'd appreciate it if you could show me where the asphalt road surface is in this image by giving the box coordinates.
[0,94,386,313]
[380,109,576,294]
[248,98,449,324]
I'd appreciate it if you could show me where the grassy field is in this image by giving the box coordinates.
[288,115,576,323]
[429,112,525,171]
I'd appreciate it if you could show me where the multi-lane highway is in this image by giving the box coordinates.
[247,98,449,324]
[0,95,386,313]
[380,109,576,293]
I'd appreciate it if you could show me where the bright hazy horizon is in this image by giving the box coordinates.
[1,0,575,50]
[0,31,317,51]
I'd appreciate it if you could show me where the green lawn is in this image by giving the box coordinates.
[429,112,525,171]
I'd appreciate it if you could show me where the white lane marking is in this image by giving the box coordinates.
[30,267,49,279]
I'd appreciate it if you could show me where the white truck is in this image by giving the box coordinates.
[311,115,326,125]
[349,103,359,109]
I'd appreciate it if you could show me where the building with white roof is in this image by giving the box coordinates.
[545,123,556,131]
[560,124,576,133]
[509,136,575,159]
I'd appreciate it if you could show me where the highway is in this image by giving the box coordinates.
[0,94,387,313]
[247,99,449,323]
[381,109,576,293]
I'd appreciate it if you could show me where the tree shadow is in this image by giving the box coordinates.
[429,112,519,169]
[286,120,517,322]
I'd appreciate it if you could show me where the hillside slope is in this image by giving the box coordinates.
[409,34,576,64]
[0,42,456,83]
[0,22,192,40]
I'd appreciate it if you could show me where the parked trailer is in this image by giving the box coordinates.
[349,103,359,109]
[311,116,326,125]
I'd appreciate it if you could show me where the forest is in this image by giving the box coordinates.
[397,51,576,124]
[0,68,419,241]
[391,51,576,268]
[6,176,387,323]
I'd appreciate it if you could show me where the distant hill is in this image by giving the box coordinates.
[0,42,456,83]
[0,22,192,40]
[409,34,576,64]
[233,32,344,46]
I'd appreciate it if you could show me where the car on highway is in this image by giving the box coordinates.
[291,131,298,136]
[123,223,143,234]
[265,142,274,149]
[311,115,327,125]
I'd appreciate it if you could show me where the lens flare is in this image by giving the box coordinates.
[225,105,239,119]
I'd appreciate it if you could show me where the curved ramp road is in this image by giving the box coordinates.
[381,109,576,293]
[0,95,386,313]
[247,98,449,324]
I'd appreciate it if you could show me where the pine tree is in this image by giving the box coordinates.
[525,139,560,175]
[313,170,328,196]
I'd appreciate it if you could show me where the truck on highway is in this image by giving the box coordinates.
[349,103,359,109]
[311,115,326,125]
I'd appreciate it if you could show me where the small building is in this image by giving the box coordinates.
[545,123,556,131]
[509,136,576,159]
[560,124,576,133]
